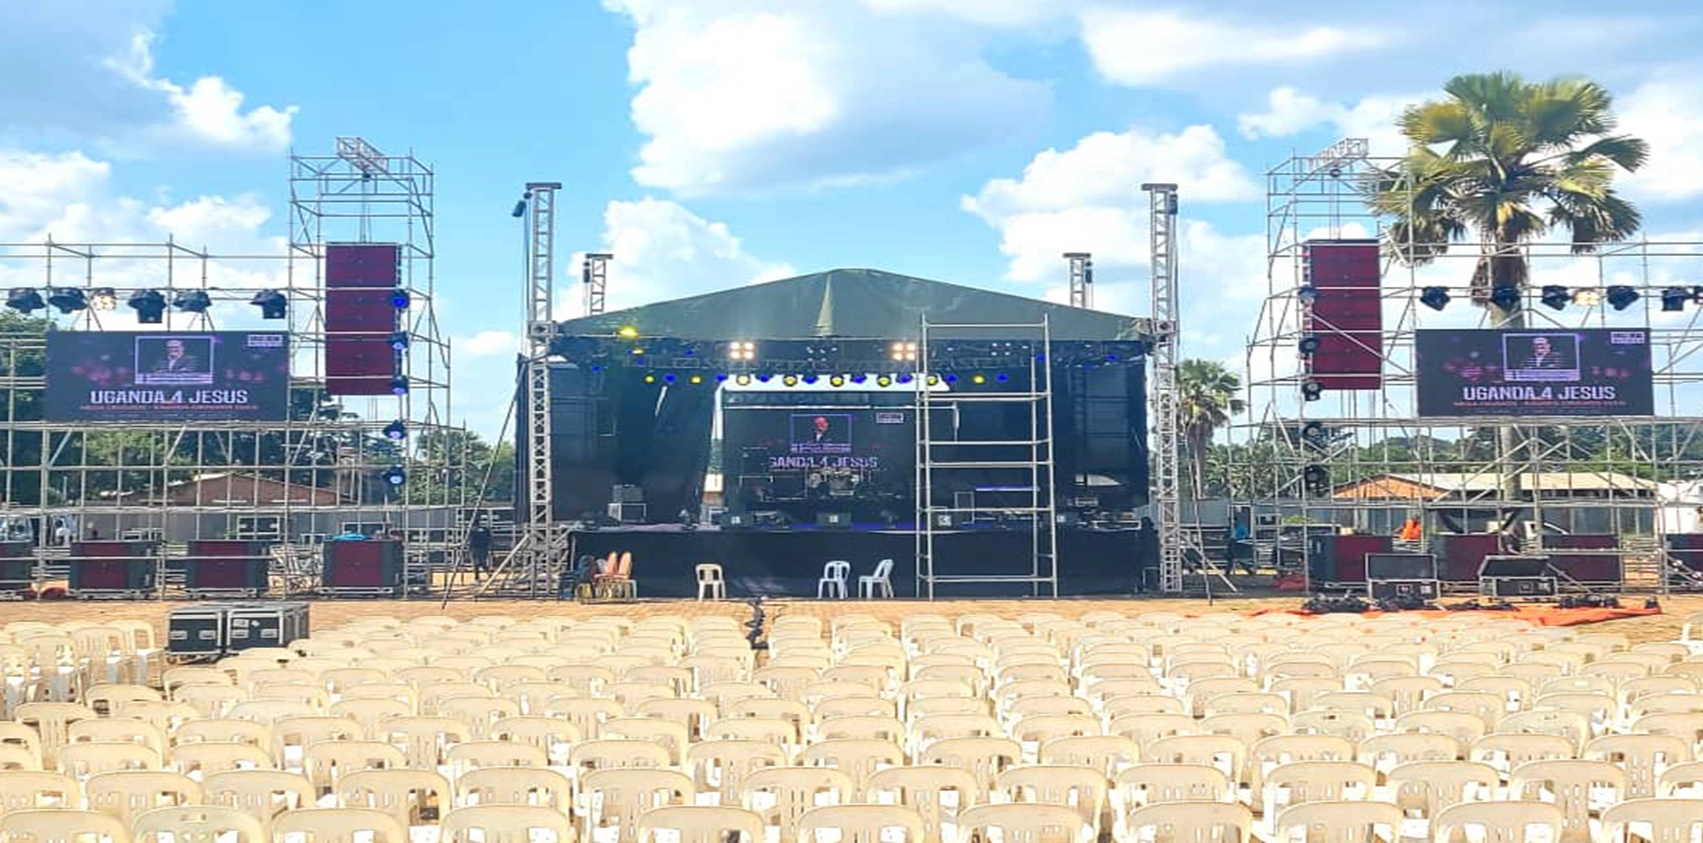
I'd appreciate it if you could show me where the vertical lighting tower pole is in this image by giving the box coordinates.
[583,253,612,316]
[1064,252,1094,309]
[1142,183,1185,594]
[523,182,563,595]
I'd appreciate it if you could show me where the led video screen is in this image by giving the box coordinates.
[1414,328,1653,417]
[46,331,290,422]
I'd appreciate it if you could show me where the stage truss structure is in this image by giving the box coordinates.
[1230,137,1703,593]
[0,137,470,597]
[915,316,1059,599]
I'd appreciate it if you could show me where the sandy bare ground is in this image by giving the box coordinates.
[7,593,1699,645]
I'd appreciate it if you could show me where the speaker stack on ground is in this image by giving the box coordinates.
[67,541,160,598]
[1305,532,1393,586]
[0,542,32,597]
[184,540,271,597]
[318,540,403,596]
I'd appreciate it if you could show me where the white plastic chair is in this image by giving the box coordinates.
[696,564,727,601]
[858,559,894,599]
[819,562,850,599]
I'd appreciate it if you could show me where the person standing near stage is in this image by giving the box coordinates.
[468,519,492,579]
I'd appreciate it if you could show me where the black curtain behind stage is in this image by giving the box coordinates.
[570,526,1142,598]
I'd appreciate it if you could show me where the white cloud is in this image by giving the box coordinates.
[1618,69,1703,203]
[961,125,1257,282]
[564,198,795,315]
[1236,87,1419,155]
[857,0,1064,27]
[1078,7,1391,87]
[0,149,288,300]
[0,6,293,154]
[457,330,524,359]
[604,0,1048,193]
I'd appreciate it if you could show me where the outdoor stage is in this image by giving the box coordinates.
[569,524,1145,598]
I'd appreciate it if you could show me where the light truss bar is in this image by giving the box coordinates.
[583,253,612,317]
[1065,252,1093,309]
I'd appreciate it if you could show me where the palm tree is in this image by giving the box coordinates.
[1369,72,1647,308]
[1368,72,1648,507]
[1177,359,1244,496]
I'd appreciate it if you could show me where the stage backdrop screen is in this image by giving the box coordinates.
[46,331,290,422]
[1415,328,1653,417]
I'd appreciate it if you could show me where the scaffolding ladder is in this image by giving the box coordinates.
[915,316,1058,599]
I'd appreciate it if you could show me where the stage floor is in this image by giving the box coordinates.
[569,525,1145,598]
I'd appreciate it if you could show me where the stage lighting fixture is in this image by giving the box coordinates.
[617,326,640,339]
[756,373,772,383]
[1572,288,1602,306]
[1419,286,1450,311]
[643,374,656,384]
[173,290,212,313]
[251,289,288,319]
[1607,285,1639,311]
[1298,335,1320,357]
[971,374,986,385]
[898,374,914,384]
[944,374,958,384]
[511,193,528,218]
[851,374,867,384]
[925,375,940,386]
[689,375,704,385]
[5,288,44,314]
[383,420,407,441]
[389,376,409,395]
[803,375,818,385]
[782,375,799,387]
[829,375,845,388]
[128,289,167,324]
[1489,285,1521,312]
[381,466,407,487]
[997,373,1010,383]
[1303,465,1330,495]
[726,341,756,361]
[1297,285,1319,305]
[735,374,752,386]
[389,331,410,351]
[1301,420,1328,446]
[714,374,727,382]
[663,374,677,384]
[890,341,919,362]
[90,288,117,311]
[1301,380,1324,402]
[389,289,411,309]
[1541,285,1570,310]
[1663,287,1689,312]
[47,288,87,314]
[876,375,892,387]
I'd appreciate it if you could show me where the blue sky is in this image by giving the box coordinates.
[4,1,1703,439]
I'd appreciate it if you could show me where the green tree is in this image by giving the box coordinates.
[1177,359,1245,497]
[1369,72,1648,503]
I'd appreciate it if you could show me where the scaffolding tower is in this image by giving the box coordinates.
[0,138,469,596]
[1233,137,1703,593]
[914,316,1058,599]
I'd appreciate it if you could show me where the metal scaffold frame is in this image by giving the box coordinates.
[914,316,1058,599]
[0,138,470,596]
[1231,136,1703,592]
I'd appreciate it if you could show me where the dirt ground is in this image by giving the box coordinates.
[6,593,1700,646]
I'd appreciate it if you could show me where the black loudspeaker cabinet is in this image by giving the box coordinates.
[320,540,403,594]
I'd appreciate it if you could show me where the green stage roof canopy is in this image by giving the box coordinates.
[553,268,1154,342]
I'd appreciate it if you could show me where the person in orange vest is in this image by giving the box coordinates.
[1397,516,1422,542]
